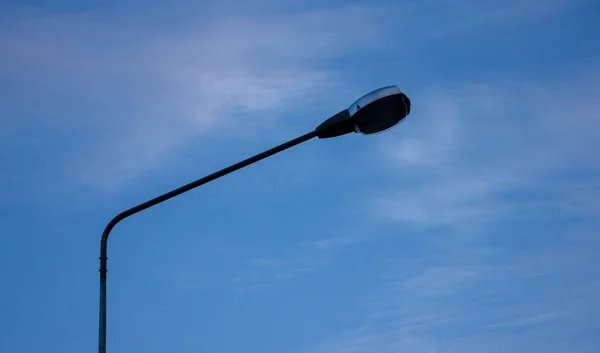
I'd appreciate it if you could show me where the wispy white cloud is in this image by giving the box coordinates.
[232,223,390,290]
[485,311,565,329]
[0,5,374,191]
[369,73,600,229]
[299,55,600,353]
[305,233,600,353]
[308,234,367,251]
[1,0,593,193]
[416,0,595,36]
[231,253,329,291]
[231,65,600,294]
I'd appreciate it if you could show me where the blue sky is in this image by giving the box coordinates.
[1,0,600,352]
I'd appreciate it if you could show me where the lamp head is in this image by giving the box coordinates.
[316,86,411,139]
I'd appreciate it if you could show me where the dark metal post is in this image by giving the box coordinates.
[98,130,318,353]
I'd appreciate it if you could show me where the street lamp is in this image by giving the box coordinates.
[98,86,411,353]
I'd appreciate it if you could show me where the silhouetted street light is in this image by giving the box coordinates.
[98,86,411,353]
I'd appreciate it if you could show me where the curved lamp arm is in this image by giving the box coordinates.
[98,130,318,353]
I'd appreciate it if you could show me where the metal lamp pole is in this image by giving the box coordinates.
[98,87,411,353]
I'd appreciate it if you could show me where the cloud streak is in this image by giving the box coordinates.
[230,65,600,296]
[231,253,330,291]
[370,74,600,230]
[306,234,600,353]
[2,0,594,193]
[0,5,359,191]
[302,64,600,353]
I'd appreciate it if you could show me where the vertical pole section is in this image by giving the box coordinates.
[98,130,318,353]
[98,277,107,353]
